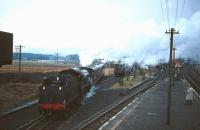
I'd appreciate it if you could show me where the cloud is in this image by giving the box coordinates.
[0,0,162,64]
[1,0,200,65]
[174,12,200,60]
[1,0,129,49]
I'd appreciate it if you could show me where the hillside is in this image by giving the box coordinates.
[13,53,80,64]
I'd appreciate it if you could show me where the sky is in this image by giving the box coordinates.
[0,0,200,65]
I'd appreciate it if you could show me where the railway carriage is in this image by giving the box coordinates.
[92,64,105,83]
[80,64,105,84]
[114,64,125,77]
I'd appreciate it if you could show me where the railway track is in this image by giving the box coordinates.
[0,72,161,130]
[0,76,116,118]
[8,76,122,130]
[16,114,46,130]
[0,76,122,130]
[182,66,200,92]
[75,72,164,130]
[182,65,200,97]
[97,76,121,90]
[40,71,162,130]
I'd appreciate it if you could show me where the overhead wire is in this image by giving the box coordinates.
[176,0,186,29]
[160,0,186,30]
[165,0,170,29]
[160,0,167,29]
[180,0,186,20]
[174,0,179,28]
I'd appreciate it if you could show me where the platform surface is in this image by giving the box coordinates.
[100,80,200,130]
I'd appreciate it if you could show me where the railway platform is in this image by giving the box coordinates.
[100,80,200,130]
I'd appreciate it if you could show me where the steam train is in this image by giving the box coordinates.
[38,65,104,115]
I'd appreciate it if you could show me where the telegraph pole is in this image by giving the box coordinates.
[165,28,179,125]
[172,48,177,88]
[55,53,59,64]
[15,45,24,72]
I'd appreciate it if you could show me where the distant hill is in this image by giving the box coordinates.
[65,54,80,64]
[13,53,80,64]
[13,53,55,60]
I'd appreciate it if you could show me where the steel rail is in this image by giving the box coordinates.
[182,67,200,99]
[76,72,163,130]
[16,115,46,130]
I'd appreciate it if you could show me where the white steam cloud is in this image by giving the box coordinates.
[86,85,97,99]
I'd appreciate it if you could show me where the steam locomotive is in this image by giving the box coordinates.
[38,65,104,115]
